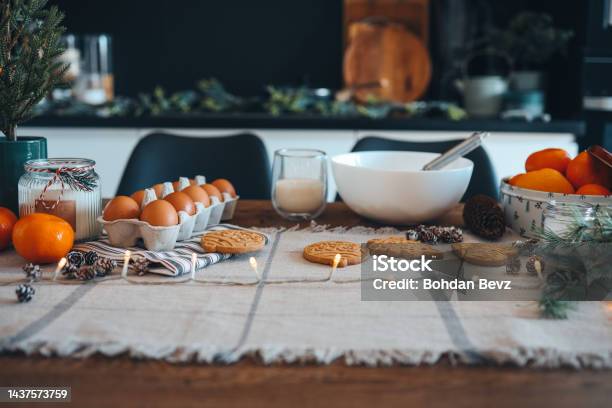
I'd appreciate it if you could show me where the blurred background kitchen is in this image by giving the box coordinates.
[18,0,612,198]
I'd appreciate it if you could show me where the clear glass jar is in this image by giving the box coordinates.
[542,201,599,237]
[18,158,102,241]
[272,149,327,220]
[75,34,113,104]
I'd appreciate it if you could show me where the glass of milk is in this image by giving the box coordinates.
[272,149,327,220]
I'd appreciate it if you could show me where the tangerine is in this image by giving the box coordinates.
[508,168,575,194]
[525,148,571,173]
[12,213,74,264]
[566,151,611,189]
[0,207,18,251]
[575,184,611,196]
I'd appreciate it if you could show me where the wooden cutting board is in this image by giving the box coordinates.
[343,19,431,103]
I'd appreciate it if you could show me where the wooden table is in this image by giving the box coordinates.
[1,200,611,408]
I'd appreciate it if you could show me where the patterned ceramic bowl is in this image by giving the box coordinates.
[499,178,612,237]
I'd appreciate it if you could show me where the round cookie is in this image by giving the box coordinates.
[451,243,518,266]
[367,236,410,245]
[201,230,266,254]
[303,240,362,267]
[367,236,443,260]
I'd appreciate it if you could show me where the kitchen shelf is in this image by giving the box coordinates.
[23,114,586,136]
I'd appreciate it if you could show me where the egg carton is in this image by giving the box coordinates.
[98,176,239,251]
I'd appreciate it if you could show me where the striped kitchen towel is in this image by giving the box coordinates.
[73,224,269,277]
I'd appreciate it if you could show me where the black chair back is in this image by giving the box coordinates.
[351,136,498,200]
[117,132,271,199]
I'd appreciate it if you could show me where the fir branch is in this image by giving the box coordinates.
[59,170,97,192]
[538,298,574,319]
[0,0,67,140]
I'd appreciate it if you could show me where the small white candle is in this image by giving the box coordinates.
[53,257,67,281]
[249,257,260,281]
[191,253,197,280]
[274,179,324,213]
[330,253,341,279]
[122,250,131,278]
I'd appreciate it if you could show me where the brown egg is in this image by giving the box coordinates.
[189,178,197,185]
[104,196,141,221]
[164,191,196,216]
[212,178,237,198]
[131,190,145,207]
[202,183,223,202]
[140,200,179,226]
[152,183,165,198]
[182,185,211,207]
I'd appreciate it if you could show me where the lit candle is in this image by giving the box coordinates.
[53,257,67,281]
[249,257,260,281]
[122,250,131,278]
[191,253,197,280]
[330,253,341,279]
[274,179,325,213]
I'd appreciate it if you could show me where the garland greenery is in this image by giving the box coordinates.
[36,78,467,121]
[0,0,68,140]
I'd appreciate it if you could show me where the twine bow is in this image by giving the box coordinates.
[25,160,97,211]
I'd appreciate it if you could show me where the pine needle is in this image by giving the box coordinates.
[538,298,574,319]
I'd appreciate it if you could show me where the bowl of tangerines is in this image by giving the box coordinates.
[500,146,612,237]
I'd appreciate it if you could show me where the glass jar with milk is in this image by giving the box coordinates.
[272,149,327,220]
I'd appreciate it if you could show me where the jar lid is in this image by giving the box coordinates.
[24,158,96,172]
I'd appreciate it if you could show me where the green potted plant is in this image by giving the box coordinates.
[491,12,573,91]
[0,0,67,214]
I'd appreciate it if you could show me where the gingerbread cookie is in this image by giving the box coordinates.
[303,240,362,267]
[201,230,266,254]
[451,243,518,266]
[367,236,443,260]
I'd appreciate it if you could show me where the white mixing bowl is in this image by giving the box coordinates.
[331,151,473,225]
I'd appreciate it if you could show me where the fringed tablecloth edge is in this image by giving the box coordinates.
[2,341,611,369]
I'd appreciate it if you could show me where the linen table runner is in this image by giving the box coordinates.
[1,225,611,369]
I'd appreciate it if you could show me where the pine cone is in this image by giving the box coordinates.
[131,256,150,276]
[22,263,41,282]
[93,257,117,277]
[505,256,521,275]
[83,251,99,266]
[76,267,96,281]
[62,263,79,279]
[16,284,35,303]
[526,255,545,276]
[411,225,435,244]
[463,195,506,240]
[438,226,463,243]
[67,251,85,268]
[512,239,540,256]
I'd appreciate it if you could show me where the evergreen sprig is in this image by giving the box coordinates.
[59,169,97,192]
[538,298,574,319]
[0,0,68,140]
[533,205,612,319]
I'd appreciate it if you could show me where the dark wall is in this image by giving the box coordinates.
[51,0,585,118]
[51,0,343,97]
